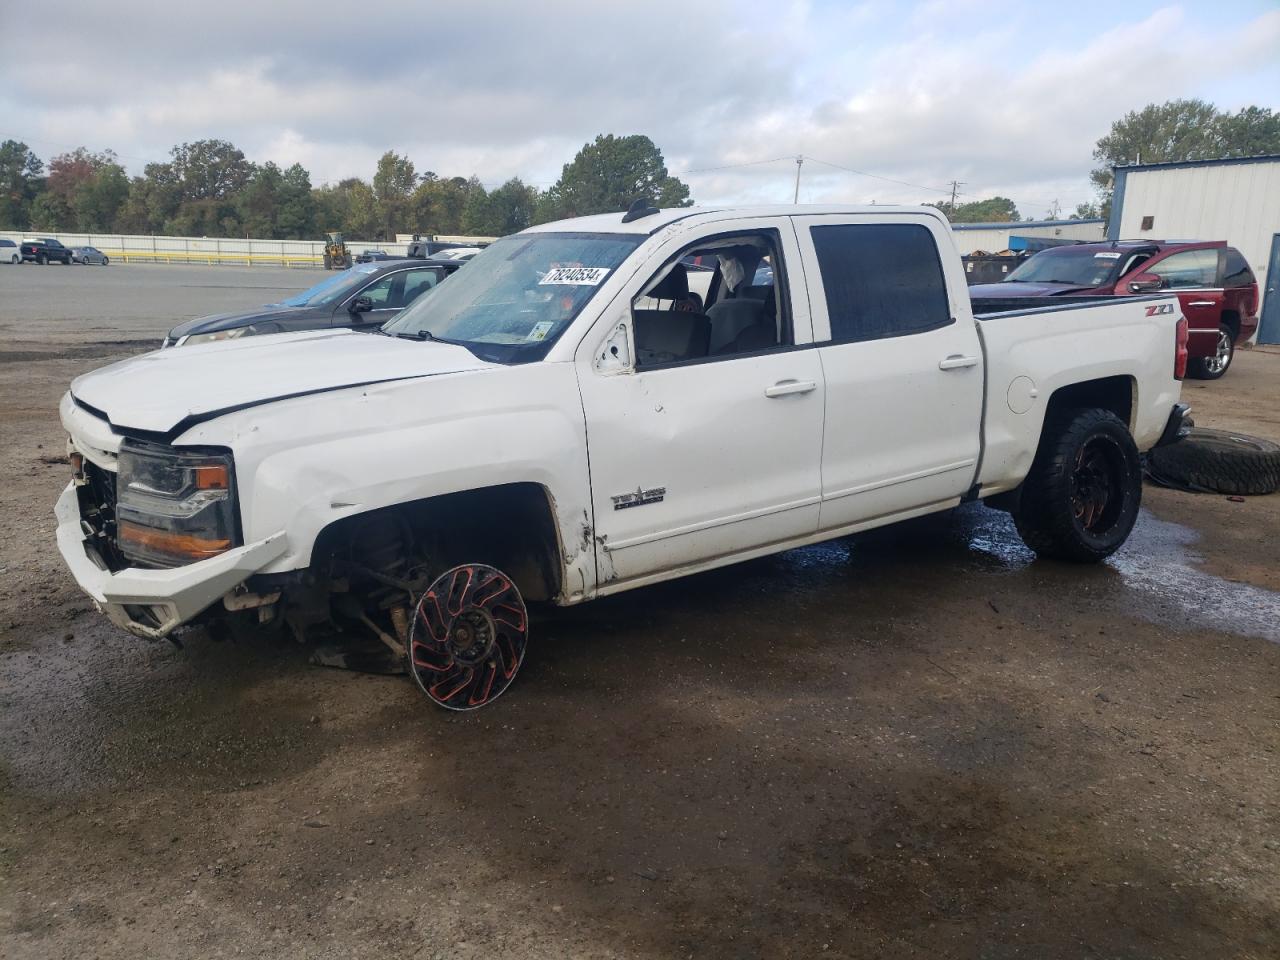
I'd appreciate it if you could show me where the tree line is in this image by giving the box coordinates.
[4,101,1275,239]
[0,133,691,240]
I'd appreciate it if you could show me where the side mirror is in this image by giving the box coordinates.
[349,295,373,314]
[1128,273,1163,294]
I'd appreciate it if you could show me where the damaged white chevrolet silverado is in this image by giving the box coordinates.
[56,203,1190,709]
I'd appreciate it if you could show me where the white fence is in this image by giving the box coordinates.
[0,230,415,268]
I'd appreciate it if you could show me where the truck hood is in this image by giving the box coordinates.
[967,281,1094,297]
[70,329,491,436]
[168,305,316,340]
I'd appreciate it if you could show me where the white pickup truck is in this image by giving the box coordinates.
[56,204,1190,710]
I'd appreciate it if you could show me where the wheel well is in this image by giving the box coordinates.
[312,482,564,602]
[1221,309,1240,340]
[1044,375,1133,431]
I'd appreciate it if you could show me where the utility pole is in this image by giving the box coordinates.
[793,155,805,203]
[948,179,965,210]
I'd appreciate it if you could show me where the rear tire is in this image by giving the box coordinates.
[102,256,109,265]
[1012,408,1143,562]
[1188,325,1234,380]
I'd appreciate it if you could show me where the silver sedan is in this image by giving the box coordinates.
[70,246,110,265]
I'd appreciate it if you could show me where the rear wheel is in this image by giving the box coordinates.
[1012,408,1142,562]
[102,256,109,265]
[1189,325,1234,380]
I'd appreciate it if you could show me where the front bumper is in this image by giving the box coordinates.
[55,481,288,640]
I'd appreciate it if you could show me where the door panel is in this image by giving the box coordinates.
[580,351,825,582]
[576,218,824,586]
[792,215,984,529]
[1260,235,1280,345]
[1145,249,1224,354]
[339,267,445,329]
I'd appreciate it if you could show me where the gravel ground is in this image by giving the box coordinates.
[1,263,1277,959]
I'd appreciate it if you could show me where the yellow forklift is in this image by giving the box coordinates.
[322,232,351,270]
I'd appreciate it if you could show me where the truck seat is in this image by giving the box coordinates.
[707,284,776,353]
[633,310,711,365]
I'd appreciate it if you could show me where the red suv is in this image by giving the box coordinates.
[969,240,1259,379]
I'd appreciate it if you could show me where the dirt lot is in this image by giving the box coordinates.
[1,264,1277,959]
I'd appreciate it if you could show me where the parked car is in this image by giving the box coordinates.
[424,246,482,261]
[21,237,73,264]
[55,203,1186,711]
[163,258,461,346]
[354,249,393,263]
[969,240,1258,379]
[70,245,110,265]
[0,238,19,264]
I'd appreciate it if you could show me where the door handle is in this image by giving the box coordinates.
[938,355,979,370]
[1187,301,1215,307]
[764,379,817,398]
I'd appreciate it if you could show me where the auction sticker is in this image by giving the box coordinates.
[540,266,610,286]
[527,321,555,341]
[1093,252,1122,259]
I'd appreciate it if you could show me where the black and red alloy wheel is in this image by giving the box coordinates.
[408,564,528,710]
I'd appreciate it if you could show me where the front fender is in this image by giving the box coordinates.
[175,362,596,600]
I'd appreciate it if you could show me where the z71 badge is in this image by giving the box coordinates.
[1145,303,1175,316]
[611,486,666,510]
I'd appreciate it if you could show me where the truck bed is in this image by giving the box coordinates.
[972,294,1183,494]
[971,294,1152,317]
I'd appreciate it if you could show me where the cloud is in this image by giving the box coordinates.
[0,0,1276,213]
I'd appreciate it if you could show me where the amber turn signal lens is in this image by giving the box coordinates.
[193,464,230,490]
[117,520,231,561]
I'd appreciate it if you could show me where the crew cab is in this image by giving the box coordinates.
[21,237,73,264]
[163,258,461,346]
[55,204,1188,711]
[969,240,1259,379]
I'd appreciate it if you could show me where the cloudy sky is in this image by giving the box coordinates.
[2,0,1277,216]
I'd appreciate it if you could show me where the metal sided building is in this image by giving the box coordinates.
[1109,154,1280,342]
[950,218,1106,255]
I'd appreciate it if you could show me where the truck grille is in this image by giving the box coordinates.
[78,461,128,571]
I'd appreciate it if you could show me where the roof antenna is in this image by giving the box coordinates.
[621,198,660,223]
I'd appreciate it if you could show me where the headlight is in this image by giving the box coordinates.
[116,440,239,567]
[180,327,250,347]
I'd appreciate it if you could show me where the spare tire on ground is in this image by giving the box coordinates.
[1146,428,1280,495]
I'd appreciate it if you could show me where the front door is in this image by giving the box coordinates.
[576,219,825,588]
[339,265,446,329]
[1259,234,1280,345]
[792,214,985,528]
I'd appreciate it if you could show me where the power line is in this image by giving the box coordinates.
[682,156,794,175]
[795,155,1076,213]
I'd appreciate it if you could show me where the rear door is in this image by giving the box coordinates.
[1143,248,1223,354]
[792,214,985,529]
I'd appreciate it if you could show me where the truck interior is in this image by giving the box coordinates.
[632,231,791,367]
